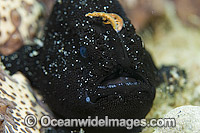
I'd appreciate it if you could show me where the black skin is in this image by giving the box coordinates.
[1,0,161,132]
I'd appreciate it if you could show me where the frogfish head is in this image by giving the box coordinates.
[42,0,158,121]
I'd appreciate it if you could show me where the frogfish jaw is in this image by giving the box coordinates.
[85,71,155,120]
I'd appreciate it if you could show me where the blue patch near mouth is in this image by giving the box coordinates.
[97,81,139,89]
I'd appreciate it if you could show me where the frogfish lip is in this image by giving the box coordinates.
[90,72,152,103]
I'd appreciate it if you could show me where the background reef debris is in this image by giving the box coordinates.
[118,0,200,132]
[0,66,53,132]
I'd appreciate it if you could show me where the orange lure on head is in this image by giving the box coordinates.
[85,12,124,32]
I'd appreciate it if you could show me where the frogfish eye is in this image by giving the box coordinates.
[80,46,87,58]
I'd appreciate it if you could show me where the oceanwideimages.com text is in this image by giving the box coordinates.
[25,115,176,129]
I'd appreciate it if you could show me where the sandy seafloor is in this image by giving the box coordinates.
[139,4,200,133]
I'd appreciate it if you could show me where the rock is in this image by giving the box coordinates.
[119,0,200,31]
[154,105,200,133]
[173,0,200,28]
[118,0,165,31]
[0,0,45,55]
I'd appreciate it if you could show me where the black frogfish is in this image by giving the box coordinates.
[1,0,159,132]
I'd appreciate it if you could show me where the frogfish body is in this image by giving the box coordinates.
[1,0,159,132]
